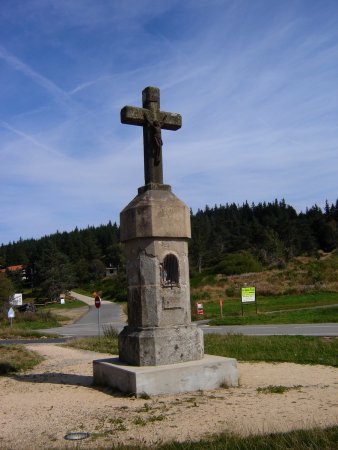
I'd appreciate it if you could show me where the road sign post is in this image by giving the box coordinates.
[94,295,102,337]
[196,302,204,317]
[219,298,223,318]
[8,307,15,327]
[241,286,257,316]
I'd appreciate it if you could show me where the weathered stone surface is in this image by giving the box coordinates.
[118,186,204,366]
[120,189,191,242]
[118,325,204,366]
[123,237,191,329]
[93,354,238,396]
[120,86,182,185]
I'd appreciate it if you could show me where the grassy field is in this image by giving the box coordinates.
[190,252,338,325]
[191,292,338,324]
[94,426,338,450]
[0,309,60,331]
[209,305,338,325]
[65,332,338,367]
[0,344,43,375]
[204,334,338,366]
[0,296,86,338]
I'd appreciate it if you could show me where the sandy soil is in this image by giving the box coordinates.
[0,343,337,449]
[52,306,89,324]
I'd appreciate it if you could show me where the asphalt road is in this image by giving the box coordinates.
[2,291,337,344]
[199,323,338,336]
[44,292,337,337]
[40,291,127,337]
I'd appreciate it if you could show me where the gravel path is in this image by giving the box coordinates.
[0,343,337,449]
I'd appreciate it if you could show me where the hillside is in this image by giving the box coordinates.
[0,199,337,303]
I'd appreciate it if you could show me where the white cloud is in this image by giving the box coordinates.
[0,0,337,244]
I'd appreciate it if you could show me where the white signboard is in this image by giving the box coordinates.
[9,293,23,306]
[8,307,15,319]
[241,287,256,303]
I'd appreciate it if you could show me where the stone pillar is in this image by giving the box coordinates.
[119,187,204,366]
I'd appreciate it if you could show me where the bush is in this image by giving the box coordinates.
[190,273,217,288]
[84,272,127,302]
[207,252,263,276]
[225,286,236,297]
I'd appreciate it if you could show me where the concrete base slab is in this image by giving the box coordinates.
[93,354,238,397]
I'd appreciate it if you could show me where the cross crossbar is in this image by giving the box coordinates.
[120,86,182,187]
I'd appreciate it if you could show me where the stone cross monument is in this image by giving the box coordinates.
[118,86,204,366]
[121,86,181,188]
[93,86,238,396]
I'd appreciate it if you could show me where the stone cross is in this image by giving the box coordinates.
[121,86,182,186]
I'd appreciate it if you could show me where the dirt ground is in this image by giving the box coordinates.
[0,343,337,450]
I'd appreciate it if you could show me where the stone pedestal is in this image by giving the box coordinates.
[119,325,203,366]
[117,186,204,366]
[93,355,238,397]
[93,185,239,395]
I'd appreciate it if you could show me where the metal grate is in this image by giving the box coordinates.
[162,254,179,287]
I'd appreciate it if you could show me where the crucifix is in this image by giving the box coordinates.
[121,86,182,186]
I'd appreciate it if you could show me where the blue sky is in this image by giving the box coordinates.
[1,0,337,245]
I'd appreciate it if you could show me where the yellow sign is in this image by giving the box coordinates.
[241,287,256,303]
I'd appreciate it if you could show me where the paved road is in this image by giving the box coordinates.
[41,291,127,337]
[198,323,338,336]
[45,292,337,337]
[3,290,336,343]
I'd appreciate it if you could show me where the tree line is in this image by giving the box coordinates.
[0,221,121,302]
[0,199,337,301]
[189,199,338,273]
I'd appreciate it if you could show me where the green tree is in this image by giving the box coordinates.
[35,243,75,301]
[0,272,15,308]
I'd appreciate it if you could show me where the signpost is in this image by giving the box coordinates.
[95,296,101,308]
[95,295,102,337]
[8,307,15,327]
[241,286,257,316]
[196,303,204,316]
[9,293,22,306]
[219,298,223,318]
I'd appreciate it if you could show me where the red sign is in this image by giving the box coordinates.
[94,295,101,309]
[219,298,223,306]
[196,302,204,315]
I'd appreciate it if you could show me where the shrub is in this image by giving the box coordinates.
[207,252,263,276]
[225,286,236,297]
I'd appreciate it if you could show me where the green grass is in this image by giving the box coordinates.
[68,427,338,449]
[254,291,338,311]
[65,335,119,354]
[0,310,61,330]
[0,309,62,338]
[42,299,86,310]
[0,328,58,339]
[209,306,338,325]
[155,427,338,449]
[204,334,338,366]
[155,427,337,450]
[0,297,87,338]
[0,344,43,375]
[66,333,338,367]
[194,292,338,324]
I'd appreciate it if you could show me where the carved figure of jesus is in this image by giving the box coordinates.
[144,112,167,165]
[120,86,182,186]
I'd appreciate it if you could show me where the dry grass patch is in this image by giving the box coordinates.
[0,344,43,375]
